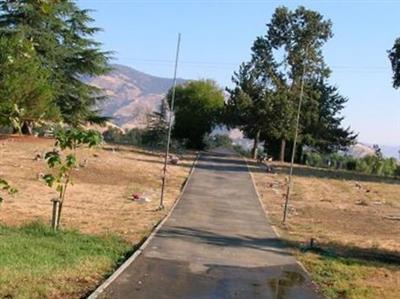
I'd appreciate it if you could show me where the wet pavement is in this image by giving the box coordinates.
[99,150,324,299]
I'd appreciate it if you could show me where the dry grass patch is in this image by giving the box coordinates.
[250,161,400,299]
[0,135,195,243]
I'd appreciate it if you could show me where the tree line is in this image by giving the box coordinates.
[0,3,400,162]
[168,6,357,161]
[169,6,400,164]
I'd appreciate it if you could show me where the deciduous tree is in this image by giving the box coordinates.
[43,127,102,230]
[168,80,225,149]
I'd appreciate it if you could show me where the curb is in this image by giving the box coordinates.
[87,153,200,299]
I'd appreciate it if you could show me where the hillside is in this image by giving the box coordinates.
[344,142,376,158]
[87,64,185,128]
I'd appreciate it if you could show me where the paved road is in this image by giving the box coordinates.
[99,150,324,299]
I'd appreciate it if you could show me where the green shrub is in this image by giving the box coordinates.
[302,150,399,178]
[102,126,186,152]
[306,152,323,167]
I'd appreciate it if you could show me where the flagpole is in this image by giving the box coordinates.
[159,33,181,210]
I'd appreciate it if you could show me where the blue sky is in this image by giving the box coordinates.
[79,0,400,146]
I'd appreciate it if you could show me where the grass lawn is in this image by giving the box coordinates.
[250,161,400,299]
[298,252,400,299]
[0,222,130,299]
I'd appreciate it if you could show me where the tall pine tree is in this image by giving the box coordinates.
[301,80,357,154]
[225,62,270,159]
[0,0,110,127]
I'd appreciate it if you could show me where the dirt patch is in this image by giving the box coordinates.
[0,135,195,244]
[252,163,400,252]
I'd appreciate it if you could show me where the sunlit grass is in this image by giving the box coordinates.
[0,222,130,298]
[297,252,400,299]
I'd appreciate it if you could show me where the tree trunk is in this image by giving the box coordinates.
[279,139,286,162]
[56,201,63,230]
[296,144,304,164]
[251,130,260,159]
[21,121,33,135]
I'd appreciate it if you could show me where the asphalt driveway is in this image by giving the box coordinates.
[97,150,324,299]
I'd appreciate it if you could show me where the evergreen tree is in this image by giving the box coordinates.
[388,38,400,88]
[225,62,270,159]
[301,80,357,154]
[0,0,110,126]
[143,99,169,148]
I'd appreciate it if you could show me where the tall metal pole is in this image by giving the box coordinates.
[159,33,181,210]
[282,46,308,223]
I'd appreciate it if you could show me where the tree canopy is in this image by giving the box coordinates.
[225,6,356,161]
[0,33,58,133]
[225,62,270,158]
[0,0,110,130]
[168,80,225,149]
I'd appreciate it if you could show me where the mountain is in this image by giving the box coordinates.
[87,64,185,128]
[348,143,400,159]
[344,143,376,158]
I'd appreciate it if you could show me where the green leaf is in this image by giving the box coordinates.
[65,154,77,167]
[45,151,61,168]
[43,174,55,187]
[84,130,103,147]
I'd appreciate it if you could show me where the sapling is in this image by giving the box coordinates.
[43,127,102,230]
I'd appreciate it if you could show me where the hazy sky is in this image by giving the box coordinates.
[79,0,400,146]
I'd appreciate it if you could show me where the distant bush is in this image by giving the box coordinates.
[102,126,186,152]
[304,150,399,178]
[305,152,324,168]
[103,127,147,146]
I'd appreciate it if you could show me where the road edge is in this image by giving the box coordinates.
[244,157,325,298]
[244,157,281,237]
[87,153,200,299]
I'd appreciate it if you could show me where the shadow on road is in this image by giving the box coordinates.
[158,226,292,256]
